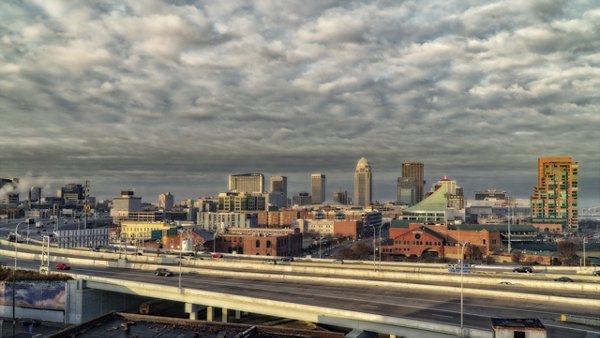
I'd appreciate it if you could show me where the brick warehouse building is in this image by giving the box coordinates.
[382,221,502,259]
[216,227,303,256]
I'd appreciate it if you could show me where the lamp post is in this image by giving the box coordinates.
[583,237,587,267]
[457,242,468,336]
[377,225,382,268]
[213,227,219,253]
[179,230,183,289]
[13,221,24,338]
[371,224,376,271]
[319,236,322,258]
[506,198,516,253]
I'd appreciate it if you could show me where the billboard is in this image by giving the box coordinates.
[0,281,66,310]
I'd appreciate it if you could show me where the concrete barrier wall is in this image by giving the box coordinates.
[1,246,599,296]
[77,273,493,338]
[4,248,596,309]
[178,259,600,293]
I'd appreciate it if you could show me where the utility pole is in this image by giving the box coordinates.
[83,180,90,230]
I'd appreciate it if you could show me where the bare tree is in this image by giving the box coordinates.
[511,250,522,264]
[334,247,357,260]
[465,245,483,261]
[352,241,372,260]
[484,255,496,265]
[557,240,578,266]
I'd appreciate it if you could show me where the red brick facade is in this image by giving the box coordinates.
[382,224,446,257]
[216,228,303,256]
[257,211,300,227]
[382,223,502,258]
[333,220,362,240]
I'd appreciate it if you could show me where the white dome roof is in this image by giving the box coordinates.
[356,157,370,170]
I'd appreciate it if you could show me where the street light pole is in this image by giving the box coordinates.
[378,225,382,267]
[507,201,512,253]
[371,224,376,271]
[583,237,587,267]
[13,222,23,338]
[319,236,322,258]
[179,230,183,289]
[213,227,219,253]
[457,242,468,336]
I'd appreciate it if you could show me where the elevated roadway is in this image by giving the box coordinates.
[2,241,599,337]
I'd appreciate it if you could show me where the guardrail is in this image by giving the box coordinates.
[1,247,599,309]
[1,240,599,293]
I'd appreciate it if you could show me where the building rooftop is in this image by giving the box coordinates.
[448,224,538,232]
[491,318,545,330]
[49,312,344,338]
[404,183,449,212]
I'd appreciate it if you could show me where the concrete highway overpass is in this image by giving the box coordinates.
[1,241,599,337]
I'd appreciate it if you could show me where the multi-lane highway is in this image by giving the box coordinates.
[4,241,599,338]
[15,261,599,338]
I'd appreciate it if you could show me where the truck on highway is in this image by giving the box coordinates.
[25,218,35,225]
[35,221,43,228]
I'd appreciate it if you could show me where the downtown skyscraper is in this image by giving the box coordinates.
[270,176,288,207]
[401,162,425,203]
[311,173,326,204]
[354,157,372,206]
[228,173,264,193]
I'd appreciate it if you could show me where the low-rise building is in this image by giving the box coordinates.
[216,227,303,256]
[296,219,362,240]
[491,318,546,338]
[257,210,300,227]
[197,212,258,231]
[120,221,172,240]
[382,221,504,259]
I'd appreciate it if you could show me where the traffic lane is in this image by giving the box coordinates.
[6,248,599,300]
[14,262,598,337]
[66,265,598,321]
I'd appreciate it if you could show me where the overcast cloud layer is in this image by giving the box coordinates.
[1,1,599,206]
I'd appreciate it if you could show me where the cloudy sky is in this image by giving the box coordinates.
[1,1,599,206]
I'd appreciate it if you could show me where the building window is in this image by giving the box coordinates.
[266,240,272,248]
[256,240,260,248]
[483,239,486,244]
[514,332,525,338]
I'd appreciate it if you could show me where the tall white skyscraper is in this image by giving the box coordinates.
[311,173,326,204]
[354,157,372,206]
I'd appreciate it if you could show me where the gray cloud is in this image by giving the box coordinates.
[0,0,598,206]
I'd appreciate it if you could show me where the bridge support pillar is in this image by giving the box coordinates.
[185,303,200,321]
[206,306,214,322]
[222,307,229,323]
[345,329,377,338]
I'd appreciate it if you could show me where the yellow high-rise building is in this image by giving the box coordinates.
[531,157,578,232]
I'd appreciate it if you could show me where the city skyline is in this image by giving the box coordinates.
[1,2,599,206]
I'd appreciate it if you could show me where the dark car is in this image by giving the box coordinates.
[593,271,600,277]
[21,319,41,327]
[554,277,574,282]
[513,266,533,273]
[55,263,70,270]
[154,268,173,277]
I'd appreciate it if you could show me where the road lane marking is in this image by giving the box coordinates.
[431,314,453,318]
